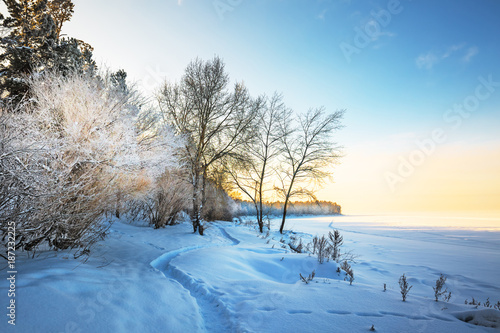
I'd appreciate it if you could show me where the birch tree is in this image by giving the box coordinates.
[225,93,289,232]
[276,107,344,234]
[157,56,261,235]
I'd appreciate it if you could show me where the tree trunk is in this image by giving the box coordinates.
[198,167,207,235]
[254,201,263,233]
[258,185,264,233]
[192,171,200,233]
[279,197,290,234]
[258,160,266,233]
[280,172,297,234]
[115,190,121,218]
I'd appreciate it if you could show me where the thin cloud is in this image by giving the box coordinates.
[416,52,439,70]
[416,43,477,70]
[442,43,465,59]
[463,46,479,62]
[317,9,328,20]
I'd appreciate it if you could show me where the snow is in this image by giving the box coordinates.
[1,215,500,332]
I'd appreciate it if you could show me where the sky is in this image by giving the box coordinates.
[4,0,499,215]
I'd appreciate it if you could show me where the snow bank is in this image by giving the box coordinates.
[1,215,499,332]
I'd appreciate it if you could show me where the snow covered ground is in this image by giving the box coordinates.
[1,214,500,332]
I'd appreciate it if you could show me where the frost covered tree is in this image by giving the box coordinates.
[0,70,180,255]
[225,93,287,233]
[276,107,344,233]
[158,56,261,235]
[0,0,95,103]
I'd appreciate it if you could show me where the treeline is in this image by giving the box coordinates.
[235,200,341,217]
[0,1,344,257]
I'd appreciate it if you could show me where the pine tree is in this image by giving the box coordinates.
[0,0,95,104]
[47,0,74,39]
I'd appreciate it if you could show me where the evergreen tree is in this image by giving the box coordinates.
[0,0,95,104]
[110,69,129,95]
[47,0,74,39]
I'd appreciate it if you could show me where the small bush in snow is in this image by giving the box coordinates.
[328,230,343,261]
[288,236,303,253]
[465,298,500,310]
[340,260,354,285]
[312,235,330,264]
[399,274,413,302]
[433,274,451,302]
[465,297,480,306]
[306,229,350,264]
[300,270,315,284]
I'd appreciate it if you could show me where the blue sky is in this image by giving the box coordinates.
[25,0,500,214]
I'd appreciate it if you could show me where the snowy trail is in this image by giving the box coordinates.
[3,217,499,332]
[150,224,243,333]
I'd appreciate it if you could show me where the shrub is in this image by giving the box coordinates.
[128,170,190,228]
[340,260,354,285]
[433,274,451,302]
[288,236,303,253]
[328,230,343,262]
[399,274,413,302]
[311,235,330,264]
[0,71,181,256]
[300,270,315,284]
[465,297,500,310]
[202,180,238,222]
[306,229,347,264]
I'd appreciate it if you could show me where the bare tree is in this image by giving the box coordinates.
[157,56,261,235]
[276,107,344,233]
[225,93,288,232]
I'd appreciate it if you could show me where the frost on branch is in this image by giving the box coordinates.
[0,71,182,256]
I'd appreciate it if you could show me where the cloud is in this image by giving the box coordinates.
[416,52,439,70]
[177,0,183,5]
[441,43,465,59]
[416,44,478,70]
[317,9,328,20]
[462,46,479,62]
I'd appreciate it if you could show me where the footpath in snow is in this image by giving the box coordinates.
[1,216,500,332]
